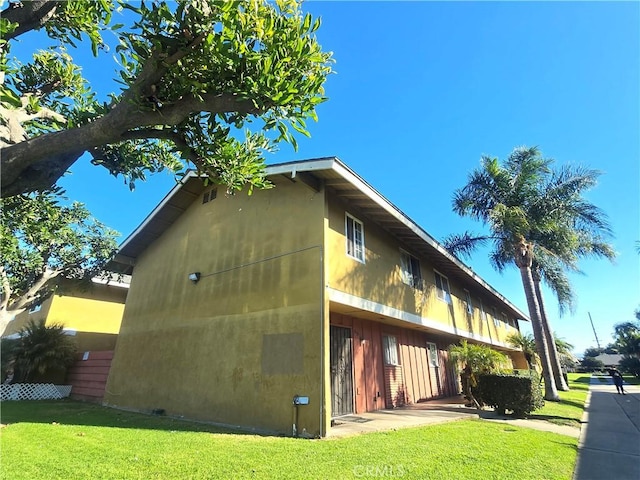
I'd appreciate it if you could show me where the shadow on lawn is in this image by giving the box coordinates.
[476,407,582,426]
[0,399,278,437]
[572,376,592,385]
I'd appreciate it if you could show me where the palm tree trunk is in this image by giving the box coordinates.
[534,278,570,391]
[514,239,560,401]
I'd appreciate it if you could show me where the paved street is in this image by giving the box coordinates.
[573,376,640,480]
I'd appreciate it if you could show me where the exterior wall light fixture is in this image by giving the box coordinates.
[188,272,201,283]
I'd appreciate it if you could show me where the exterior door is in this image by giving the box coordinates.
[330,325,354,417]
[427,342,442,396]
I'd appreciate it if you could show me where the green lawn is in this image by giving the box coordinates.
[529,373,589,428]
[1,400,578,480]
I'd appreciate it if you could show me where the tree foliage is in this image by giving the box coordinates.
[445,147,614,314]
[0,189,118,333]
[579,356,604,372]
[0,0,333,196]
[613,320,640,357]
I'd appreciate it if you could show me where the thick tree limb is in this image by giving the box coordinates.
[0,265,12,311]
[1,93,265,196]
[1,0,58,41]
[7,266,59,312]
[118,128,203,166]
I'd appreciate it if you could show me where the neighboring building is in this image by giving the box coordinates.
[3,277,129,352]
[595,353,624,368]
[105,158,529,437]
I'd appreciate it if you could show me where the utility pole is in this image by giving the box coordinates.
[588,312,601,349]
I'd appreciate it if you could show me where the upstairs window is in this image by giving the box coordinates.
[463,289,473,315]
[479,300,486,321]
[502,312,510,327]
[400,250,422,288]
[345,213,365,263]
[202,188,217,204]
[383,335,400,365]
[434,271,451,304]
[492,307,500,327]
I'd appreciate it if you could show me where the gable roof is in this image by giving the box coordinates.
[109,157,529,322]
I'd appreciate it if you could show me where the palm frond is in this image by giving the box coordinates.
[442,232,493,259]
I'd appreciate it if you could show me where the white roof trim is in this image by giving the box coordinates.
[117,172,199,253]
[329,288,518,350]
[91,277,130,289]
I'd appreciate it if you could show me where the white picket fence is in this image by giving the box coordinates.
[0,383,72,401]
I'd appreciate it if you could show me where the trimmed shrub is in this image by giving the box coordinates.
[474,372,544,417]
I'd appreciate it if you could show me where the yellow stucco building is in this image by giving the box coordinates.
[106,158,529,437]
[4,278,128,352]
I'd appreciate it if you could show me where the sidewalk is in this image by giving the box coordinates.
[573,375,640,480]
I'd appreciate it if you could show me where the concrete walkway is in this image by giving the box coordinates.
[328,395,580,438]
[573,375,640,480]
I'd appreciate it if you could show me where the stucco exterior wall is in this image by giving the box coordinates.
[4,282,126,352]
[325,195,521,348]
[105,179,326,436]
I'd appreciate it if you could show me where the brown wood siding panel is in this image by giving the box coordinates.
[369,321,385,411]
[78,351,114,360]
[413,331,428,402]
[406,334,418,405]
[68,366,111,375]
[68,359,113,368]
[384,365,405,408]
[66,373,109,383]
[439,349,458,397]
[408,332,422,404]
[68,350,113,402]
[352,317,366,414]
[362,320,374,412]
[398,331,412,404]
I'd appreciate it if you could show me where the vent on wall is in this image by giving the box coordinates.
[202,188,217,204]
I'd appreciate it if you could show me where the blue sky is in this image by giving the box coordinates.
[12,1,639,355]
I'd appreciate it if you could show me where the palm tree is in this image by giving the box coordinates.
[507,332,537,370]
[527,164,614,389]
[11,319,77,382]
[445,146,614,400]
[554,334,577,370]
[449,340,507,408]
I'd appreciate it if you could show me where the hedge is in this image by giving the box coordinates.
[474,372,545,417]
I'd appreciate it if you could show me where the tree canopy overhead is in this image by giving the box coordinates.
[0,0,333,197]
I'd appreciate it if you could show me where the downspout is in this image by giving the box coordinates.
[319,244,325,437]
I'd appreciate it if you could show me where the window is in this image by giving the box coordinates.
[383,335,400,365]
[400,250,422,288]
[479,300,486,321]
[202,188,217,204]
[29,304,42,314]
[345,213,365,262]
[502,313,509,327]
[463,289,473,315]
[492,307,499,327]
[426,342,439,367]
[434,271,451,303]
